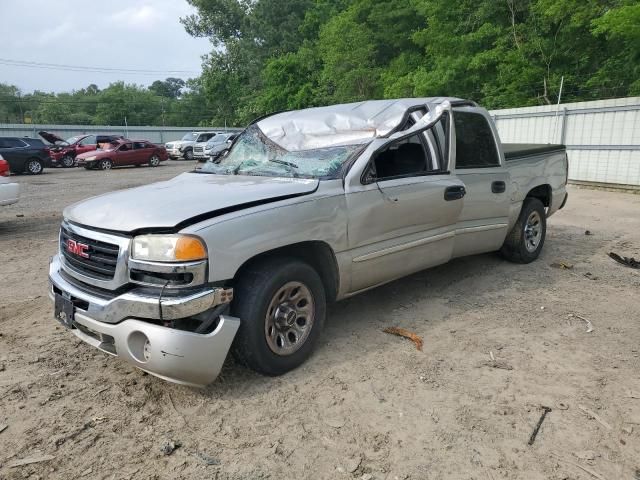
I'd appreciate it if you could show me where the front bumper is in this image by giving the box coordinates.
[48,254,240,387]
[0,182,20,206]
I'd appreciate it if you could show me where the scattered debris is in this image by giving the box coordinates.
[346,455,362,473]
[0,424,7,434]
[573,450,599,462]
[551,262,574,269]
[324,416,345,429]
[578,404,612,430]
[161,440,181,456]
[609,252,640,269]
[551,453,606,480]
[626,391,640,399]
[585,230,593,236]
[8,454,55,468]
[481,360,513,371]
[382,327,423,351]
[93,386,110,397]
[489,351,495,361]
[568,314,593,333]
[193,451,220,465]
[622,425,633,435]
[527,406,552,445]
[557,402,569,410]
[16,214,24,218]
[583,272,598,280]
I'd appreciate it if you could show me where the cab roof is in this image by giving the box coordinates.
[256,97,469,151]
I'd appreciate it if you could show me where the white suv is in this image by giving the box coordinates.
[165,132,221,160]
[0,154,20,206]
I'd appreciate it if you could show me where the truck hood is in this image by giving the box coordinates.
[64,173,319,233]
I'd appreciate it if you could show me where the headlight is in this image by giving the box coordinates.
[131,235,207,262]
[84,156,97,161]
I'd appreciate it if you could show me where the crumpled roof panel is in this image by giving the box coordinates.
[257,97,460,151]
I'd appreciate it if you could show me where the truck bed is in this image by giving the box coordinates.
[503,143,565,161]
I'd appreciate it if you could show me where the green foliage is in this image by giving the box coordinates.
[2,1,637,127]
[190,0,639,124]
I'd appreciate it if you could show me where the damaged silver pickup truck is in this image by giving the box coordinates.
[49,98,568,387]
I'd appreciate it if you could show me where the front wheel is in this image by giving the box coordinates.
[183,149,194,160]
[61,155,75,168]
[99,159,113,171]
[149,155,160,167]
[231,258,326,376]
[500,198,546,263]
[25,158,43,175]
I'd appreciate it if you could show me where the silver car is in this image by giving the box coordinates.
[49,98,568,387]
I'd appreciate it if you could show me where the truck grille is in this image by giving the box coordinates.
[194,146,204,153]
[60,227,120,280]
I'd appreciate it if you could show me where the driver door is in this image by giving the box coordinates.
[345,117,465,293]
[114,142,135,166]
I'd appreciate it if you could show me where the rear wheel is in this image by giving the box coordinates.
[61,155,75,168]
[149,155,160,167]
[25,158,43,175]
[231,258,326,376]
[500,198,546,263]
[99,159,113,171]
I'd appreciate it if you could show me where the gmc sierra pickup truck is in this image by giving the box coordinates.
[49,98,568,387]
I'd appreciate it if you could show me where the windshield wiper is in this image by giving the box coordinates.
[269,158,299,169]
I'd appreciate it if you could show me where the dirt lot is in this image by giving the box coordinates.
[0,163,639,480]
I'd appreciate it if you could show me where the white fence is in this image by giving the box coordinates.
[491,97,640,188]
[1,97,639,188]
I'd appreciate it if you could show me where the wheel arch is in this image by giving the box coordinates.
[233,241,340,303]
[525,184,552,208]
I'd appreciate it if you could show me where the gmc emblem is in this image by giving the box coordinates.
[67,239,89,259]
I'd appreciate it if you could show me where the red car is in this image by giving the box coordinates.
[75,140,169,170]
[39,131,125,168]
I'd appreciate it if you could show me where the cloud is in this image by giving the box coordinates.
[35,21,75,46]
[109,4,165,30]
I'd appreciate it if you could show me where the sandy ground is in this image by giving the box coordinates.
[0,162,639,480]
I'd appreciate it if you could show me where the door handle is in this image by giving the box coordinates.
[492,181,506,193]
[444,185,466,201]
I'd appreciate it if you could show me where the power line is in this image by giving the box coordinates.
[0,58,200,76]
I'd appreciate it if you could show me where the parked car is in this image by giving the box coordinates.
[0,155,20,206]
[194,133,238,163]
[165,131,222,160]
[0,137,52,174]
[75,140,168,170]
[39,132,125,168]
[49,97,568,387]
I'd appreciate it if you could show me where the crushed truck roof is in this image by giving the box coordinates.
[256,97,464,151]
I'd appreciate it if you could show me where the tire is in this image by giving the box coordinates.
[99,159,113,171]
[500,198,546,263]
[61,155,75,168]
[84,164,93,170]
[149,155,160,167]
[25,158,43,175]
[183,149,194,160]
[231,258,326,376]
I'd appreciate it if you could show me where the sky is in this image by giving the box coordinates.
[0,0,211,93]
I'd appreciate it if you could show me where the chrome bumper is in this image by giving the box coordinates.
[48,254,240,387]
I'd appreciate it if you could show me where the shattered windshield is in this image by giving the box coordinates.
[198,125,363,179]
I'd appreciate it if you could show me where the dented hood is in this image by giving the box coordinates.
[64,172,318,232]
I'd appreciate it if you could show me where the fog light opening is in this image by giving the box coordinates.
[128,331,151,364]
